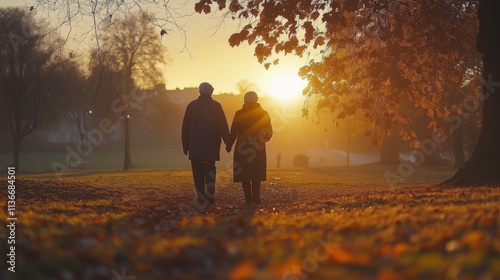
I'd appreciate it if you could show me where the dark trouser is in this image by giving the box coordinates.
[242,181,261,204]
[191,160,216,203]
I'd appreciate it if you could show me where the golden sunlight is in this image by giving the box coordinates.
[266,72,307,101]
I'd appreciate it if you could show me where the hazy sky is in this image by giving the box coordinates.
[0,0,311,98]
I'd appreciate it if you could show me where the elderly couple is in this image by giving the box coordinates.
[182,82,273,208]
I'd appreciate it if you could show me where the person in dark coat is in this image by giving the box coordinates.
[228,91,273,205]
[182,82,231,207]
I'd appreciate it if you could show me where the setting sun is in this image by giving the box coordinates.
[267,72,308,101]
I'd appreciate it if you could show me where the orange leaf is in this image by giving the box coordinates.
[230,260,255,280]
[377,269,399,280]
[313,36,325,48]
[393,243,410,255]
[461,231,484,250]
[136,262,152,271]
[327,245,355,264]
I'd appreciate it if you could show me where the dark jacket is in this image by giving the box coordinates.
[230,103,272,182]
[182,95,231,161]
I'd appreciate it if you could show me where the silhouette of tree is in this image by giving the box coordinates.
[444,0,500,185]
[32,0,187,55]
[45,59,91,143]
[0,8,67,171]
[97,13,168,170]
[236,79,260,95]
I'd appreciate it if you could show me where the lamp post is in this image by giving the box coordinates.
[123,111,132,170]
[86,110,93,142]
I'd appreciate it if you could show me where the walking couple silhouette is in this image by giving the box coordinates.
[182,82,273,208]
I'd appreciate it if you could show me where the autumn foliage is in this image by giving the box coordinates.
[195,0,480,144]
[3,168,498,279]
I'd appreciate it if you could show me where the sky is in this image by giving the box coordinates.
[0,0,311,98]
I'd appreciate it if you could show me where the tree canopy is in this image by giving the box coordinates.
[195,0,480,145]
[99,13,168,91]
[87,12,169,121]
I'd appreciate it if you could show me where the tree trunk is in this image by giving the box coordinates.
[453,125,466,168]
[12,136,21,171]
[444,0,500,185]
[123,72,134,171]
[380,130,400,165]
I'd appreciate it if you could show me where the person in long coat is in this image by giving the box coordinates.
[229,91,272,205]
[182,82,231,207]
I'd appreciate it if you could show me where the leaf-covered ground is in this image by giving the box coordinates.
[1,166,499,280]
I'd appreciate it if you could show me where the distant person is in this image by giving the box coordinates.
[228,91,273,205]
[182,82,231,207]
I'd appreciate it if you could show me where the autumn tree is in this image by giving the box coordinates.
[97,13,168,170]
[296,2,480,164]
[444,0,500,184]
[0,8,67,171]
[192,0,500,185]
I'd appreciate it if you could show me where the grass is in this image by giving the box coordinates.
[0,166,498,280]
[0,149,193,174]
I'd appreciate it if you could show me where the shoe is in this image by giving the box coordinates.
[197,198,204,205]
[240,201,253,209]
[195,198,209,211]
[251,182,261,205]
[242,183,252,204]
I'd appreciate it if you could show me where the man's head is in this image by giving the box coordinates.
[199,82,214,96]
[244,91,258,104]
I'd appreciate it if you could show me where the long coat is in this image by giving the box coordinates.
[182,95,231,161]
[230,103,272,182]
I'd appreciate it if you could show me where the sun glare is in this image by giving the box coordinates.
[267,72,307,101]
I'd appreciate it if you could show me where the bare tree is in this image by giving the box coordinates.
[0,8,66,171]
[236,79,260,96]
[32,0,188,55]
[98,12,168,170]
